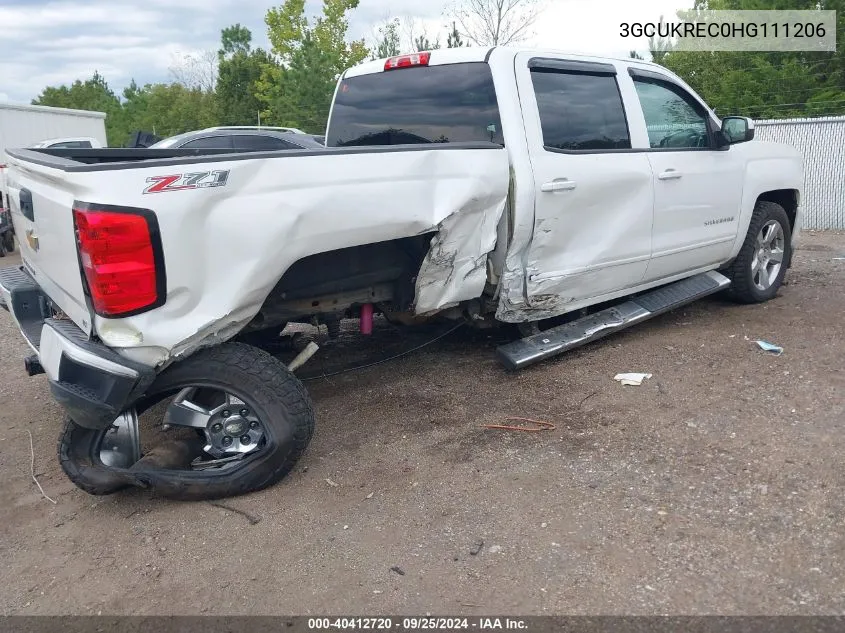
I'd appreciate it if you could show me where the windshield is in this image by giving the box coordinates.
[326,62,504,147]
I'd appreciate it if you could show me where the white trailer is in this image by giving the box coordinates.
[0,103,107,240]
[0,102,107,153]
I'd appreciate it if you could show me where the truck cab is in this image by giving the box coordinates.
[328,47,803,322]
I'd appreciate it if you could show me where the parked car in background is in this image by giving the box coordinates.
[29,137,104,149]
[150,126,323,151]
[210,125,308,134]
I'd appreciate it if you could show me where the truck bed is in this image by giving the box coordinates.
[3,141,510,368]
[6,142,501,170]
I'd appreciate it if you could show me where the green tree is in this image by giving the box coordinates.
[118,80,151,144]
[32,71,126,145]
[371,18,402,59]
[216,24,273,125]
[220,24,253,56]
[257,0,369,133]
[371,17,441,58]
[660,0,845,119]
[413,30,441,52]
[271,31,338,131]
[648,15,674,64]
[446,22,465,48]
[122,82,217,137]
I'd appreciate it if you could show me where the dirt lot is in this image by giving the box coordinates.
[1,231,844,616]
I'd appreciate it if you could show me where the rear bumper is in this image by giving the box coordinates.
[0,266,155,429]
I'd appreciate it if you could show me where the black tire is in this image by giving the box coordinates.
[723,200,792,304]
[58,420,131,495]
[3,233,14,253]
[58,342,315,501]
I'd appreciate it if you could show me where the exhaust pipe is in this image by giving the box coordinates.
[287,341,320,373]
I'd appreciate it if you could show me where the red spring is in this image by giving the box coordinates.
[360,303,373,335]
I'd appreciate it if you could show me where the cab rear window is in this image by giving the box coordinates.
[326,62,504,147]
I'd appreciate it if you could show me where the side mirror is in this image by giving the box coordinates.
[720,116,755,145]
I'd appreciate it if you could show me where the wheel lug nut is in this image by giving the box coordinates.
[240,408,249,416]
[240,435,251,445]
[249,421,259,429]
[222,436,233,447]
[212,423,223,432]
[222,410,231,417]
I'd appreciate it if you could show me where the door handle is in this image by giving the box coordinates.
[658,169,683,180]
[541,179,577,192]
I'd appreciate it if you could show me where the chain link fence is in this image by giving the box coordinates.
[754,115,845,230]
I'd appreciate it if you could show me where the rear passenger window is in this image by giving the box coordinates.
[530,69,630,151]
[181,136,233,149]
[49,141,91,148]
[234,135,290,150]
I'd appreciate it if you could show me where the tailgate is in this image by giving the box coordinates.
[5,158,93,334]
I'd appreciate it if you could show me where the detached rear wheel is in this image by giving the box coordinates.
[723,200,792,304]
[58,342,315,501]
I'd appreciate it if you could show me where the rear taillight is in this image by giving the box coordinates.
[384,52,431,71]
[73,205,163,317]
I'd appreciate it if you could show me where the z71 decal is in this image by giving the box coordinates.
[143,170,230,194]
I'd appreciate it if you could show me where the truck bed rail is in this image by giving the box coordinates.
[5,142,504,172]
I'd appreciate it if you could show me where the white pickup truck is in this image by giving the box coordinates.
[0,47,803,500]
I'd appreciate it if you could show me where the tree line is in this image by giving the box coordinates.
[32,0,844,146]
[642,0,845,119]
[32,0,540,145]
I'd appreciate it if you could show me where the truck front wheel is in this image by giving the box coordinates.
[58,342,315,501]
[723,200,792,304]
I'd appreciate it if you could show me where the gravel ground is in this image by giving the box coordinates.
[0,232,843,616]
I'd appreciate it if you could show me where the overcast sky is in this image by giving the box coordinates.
[0,0,693,104]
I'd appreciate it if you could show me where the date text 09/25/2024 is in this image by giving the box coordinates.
[307,618,529,631]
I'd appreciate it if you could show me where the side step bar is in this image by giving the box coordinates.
[496,271,731,371]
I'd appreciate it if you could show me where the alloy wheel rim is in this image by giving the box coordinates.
[752,220,785,291]
[98,385,270,471]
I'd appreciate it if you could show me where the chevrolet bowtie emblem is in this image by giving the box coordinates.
[25,229,39,251]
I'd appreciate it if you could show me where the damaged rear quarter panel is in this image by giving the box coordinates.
[84,146,510,365]
[414,182,509,315]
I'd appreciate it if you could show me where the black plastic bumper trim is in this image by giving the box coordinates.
[0,265,156,429]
